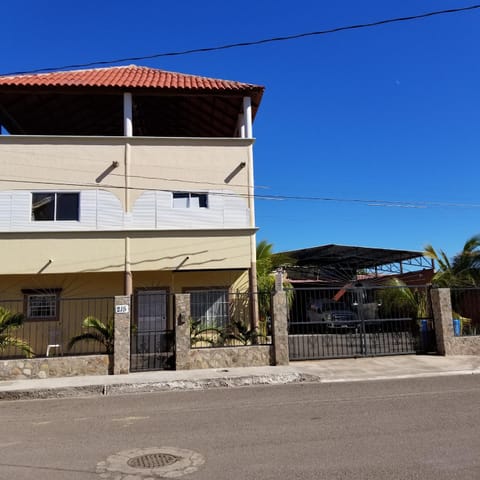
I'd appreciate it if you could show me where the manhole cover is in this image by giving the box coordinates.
[97,447,205,479]
[127,453,180,468]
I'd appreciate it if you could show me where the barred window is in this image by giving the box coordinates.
[22,289,61,321]
[189,290,229,328]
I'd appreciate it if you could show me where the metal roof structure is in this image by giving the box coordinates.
[280,244,433,282]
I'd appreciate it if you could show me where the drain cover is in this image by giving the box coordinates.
[127,453,179,468]
[97,447,205,479]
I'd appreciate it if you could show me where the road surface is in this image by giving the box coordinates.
[1,375,479,479]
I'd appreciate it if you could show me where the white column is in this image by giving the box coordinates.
[237,113,246,138]
[243,96,258,327]
[123,92,133,296]
[243,96,253,138]
[123,92,133,137]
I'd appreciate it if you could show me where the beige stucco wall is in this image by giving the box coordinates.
[0,136,253,210]
[0,272,123,299]
[0,230,252,275]
[133,269,249,293]
[0,269,248,300]
[0,136,255,275]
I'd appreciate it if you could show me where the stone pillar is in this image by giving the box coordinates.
[431,288,453,355]
[113,295,131,375]
[175,294,191,370]
[272,291,289,365]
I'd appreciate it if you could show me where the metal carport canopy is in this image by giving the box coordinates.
[280,244,426,271]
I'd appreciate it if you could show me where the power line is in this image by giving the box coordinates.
[2,176,480,209]
[2,4,479,76]
[1,155,271,190]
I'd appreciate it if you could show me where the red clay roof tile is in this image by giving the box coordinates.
[0,65,264,93]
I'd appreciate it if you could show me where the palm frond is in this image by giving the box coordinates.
[68,316,114,354]
[0,309,25,334]
[0,335,34,357]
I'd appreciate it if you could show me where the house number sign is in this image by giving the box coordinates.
[115,305,129,314]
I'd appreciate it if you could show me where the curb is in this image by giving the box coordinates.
[0,373,318,401]
[2,368,479,401]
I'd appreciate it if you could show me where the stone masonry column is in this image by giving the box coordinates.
[114,295,131,375]
[175,294,191,370]
[272,291,289,365]
[431,288,453,356]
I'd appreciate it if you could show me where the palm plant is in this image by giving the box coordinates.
[219,320,266,346]
[190,318,223,347]
[377,278,428,320]
[424,234,480,287]
[0,307,34,358]
[68,316,114,354]
[256,240,295,326]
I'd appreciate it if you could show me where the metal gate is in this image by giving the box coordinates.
[130,290,175,371]
[287,286,436,361]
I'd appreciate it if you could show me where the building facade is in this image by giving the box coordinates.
[0,65,264,355]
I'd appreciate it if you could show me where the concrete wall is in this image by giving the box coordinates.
[431,288,480,355]
[0,355,110,381]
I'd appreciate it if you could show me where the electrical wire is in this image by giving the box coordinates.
[2,176,480,209]
[1,4,479,76]
[0,154,271,190]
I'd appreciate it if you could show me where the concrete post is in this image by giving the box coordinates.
[175,294,191,370]
[113,295,131,374]
[272,291,289,365]
[431,288,453,355]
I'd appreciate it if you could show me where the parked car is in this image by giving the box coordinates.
[306,299,359,331]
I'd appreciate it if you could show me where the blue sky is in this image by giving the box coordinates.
[2,1,479,258]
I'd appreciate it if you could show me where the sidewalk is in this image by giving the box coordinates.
[1,355,479,401]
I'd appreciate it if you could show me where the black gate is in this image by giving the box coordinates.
[287,286,436,361]
[130,290,175,372]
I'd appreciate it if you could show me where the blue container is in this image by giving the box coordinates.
[453,318,461,336]
[420,319,429,349]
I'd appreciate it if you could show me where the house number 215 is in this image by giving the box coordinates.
[115,305,129,314]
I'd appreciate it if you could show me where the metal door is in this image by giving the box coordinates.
[130,290,175,371]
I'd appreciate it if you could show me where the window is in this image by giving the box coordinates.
[172,192,208,209]
[31,192,79,221]
[22,289,60,320]
[189,290,229,328]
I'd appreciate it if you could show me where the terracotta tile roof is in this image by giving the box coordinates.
[0,65,264,93]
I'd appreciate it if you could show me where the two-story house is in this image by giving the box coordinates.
[0,65,264,358]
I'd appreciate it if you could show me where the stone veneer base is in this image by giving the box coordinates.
[0,354,111,381]
[185,345,273,370]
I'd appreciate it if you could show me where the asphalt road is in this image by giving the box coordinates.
[1,375,479,480]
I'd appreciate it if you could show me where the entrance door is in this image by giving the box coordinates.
[130,290,175,371]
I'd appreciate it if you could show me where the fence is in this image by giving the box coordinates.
[450,288,480,336]
[189,291,272,348]
[287,285,436,359]
[0,297,114,359]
